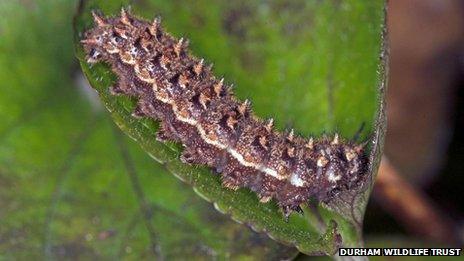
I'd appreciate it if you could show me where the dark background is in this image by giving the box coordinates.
[365,0,464,246]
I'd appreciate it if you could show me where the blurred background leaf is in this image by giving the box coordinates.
[75,0,385,256]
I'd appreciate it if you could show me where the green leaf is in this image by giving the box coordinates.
[0,0,296,259]
[75,0,387,256]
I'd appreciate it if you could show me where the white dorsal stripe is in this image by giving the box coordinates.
[152,87,296,183]
[120,50,305,186]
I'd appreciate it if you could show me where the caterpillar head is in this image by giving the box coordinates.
[81,9,151,64]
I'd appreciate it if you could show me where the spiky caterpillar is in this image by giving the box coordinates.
[81,9,368,218]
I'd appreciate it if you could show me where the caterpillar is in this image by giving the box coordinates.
[81,9,368,219]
